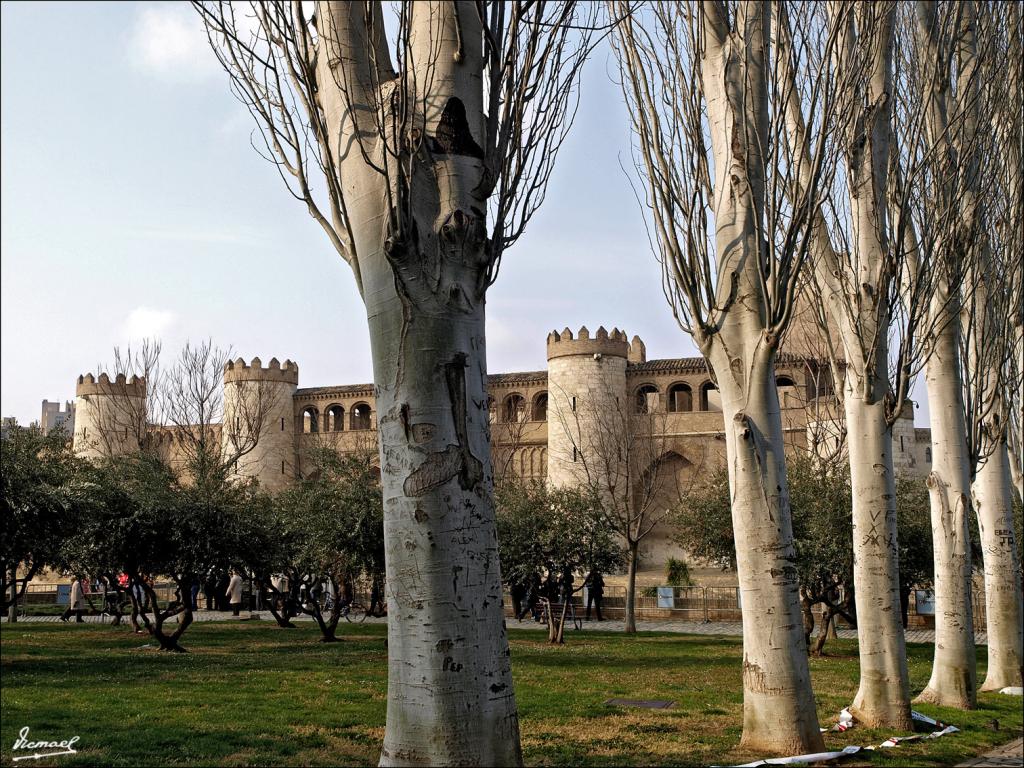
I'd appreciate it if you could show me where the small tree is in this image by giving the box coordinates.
[496,480,622,644]
[550,377,690,634]
[269,448,385,642]
[1,425,77,620]
[67,454,255,651]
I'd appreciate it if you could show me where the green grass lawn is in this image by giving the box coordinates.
[1,622,1020,766]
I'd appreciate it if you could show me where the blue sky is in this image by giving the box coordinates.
[0,2,929,428]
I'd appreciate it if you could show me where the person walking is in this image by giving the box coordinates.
[189,576,200,612]
[226,570,244,617]
[368,574,385,617]
[524,573,543,622]
[60,576,86,623]
[203,571,217,611]
[215,570,230,611]
[510,579,527,622]
[586,570,604,622]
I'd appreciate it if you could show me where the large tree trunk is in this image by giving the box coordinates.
[917,334,977,708]
[694,2,822,752]
[310,4,522,763]
[624,541,639,634]
[371,300,520,767]
[844,391,913,728]
[974,436,1024,690]
[718,365,823,754]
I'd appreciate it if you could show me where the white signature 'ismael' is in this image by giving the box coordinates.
[12,726,80,751]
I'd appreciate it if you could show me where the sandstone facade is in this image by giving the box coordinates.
[71,326,931,582]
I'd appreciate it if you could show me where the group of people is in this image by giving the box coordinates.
[509,568,605,623]
[57,569,247,624]
[199,569,245,615]
[264,573,387,619]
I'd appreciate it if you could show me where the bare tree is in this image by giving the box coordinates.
[611,0,864,752]
[894,0,995,710]
[781,0,984,725]
[961,3,1023,693]
[78,344,284,643]
[75,340,161,461]
[193,2,602,763]
[85,341,281,483]
[159,342,283,486]
[549,374,697,634]
[490,398,533,484]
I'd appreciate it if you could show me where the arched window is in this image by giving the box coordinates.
[634,384,659,414]
[667,382,693,413]
[326,405,344,432]
[532,392,548,421]
[502,393,526,423]
[776,376,799,409]
[302,406,319,434]
[350,403,372,431]
[700,382,721,412]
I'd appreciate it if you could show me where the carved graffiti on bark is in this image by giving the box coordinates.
[402,353,484,497]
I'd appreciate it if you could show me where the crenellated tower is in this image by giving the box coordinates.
[73,373,147,459]
[545,326,631,488]
[222,356,298,491]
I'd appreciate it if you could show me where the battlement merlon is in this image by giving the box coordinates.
[223,356,299,385]
[546,326,633,361]
[76,373,147,398]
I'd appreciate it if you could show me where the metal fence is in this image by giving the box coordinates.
[14,581,181,610]
[505,584,989,630]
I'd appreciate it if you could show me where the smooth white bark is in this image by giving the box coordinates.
[370,301,521,767]
[703,3,822,751]
[843,389,913,728]
[718,366,823,753]
[917,322,977,708]
[315,5,522,763]
[818,4,914,727]
[974,439,1024,690]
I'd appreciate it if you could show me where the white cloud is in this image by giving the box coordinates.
[123,307,177,341]
[129,5,217,81]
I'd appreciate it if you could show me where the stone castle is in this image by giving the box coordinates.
[69,326,931,582]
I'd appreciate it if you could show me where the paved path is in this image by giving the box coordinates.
[957,737,1024,767]
[2,611,988,644]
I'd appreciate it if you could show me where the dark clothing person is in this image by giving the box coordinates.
[559,567,575,602]
[190,582,200,611]
[510,582,527,622]
[525,575,543,622]
[586,571,604,621]
[369,576,385,617]
[215,571,230,612]
[309,581,325,611]
[203,573,217,611]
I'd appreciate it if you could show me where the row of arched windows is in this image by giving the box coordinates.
[300,403,373,434]
[635,381,719,413]
[633,376,798,414]
[488,392,548,423]
[297,377,801,432]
